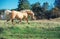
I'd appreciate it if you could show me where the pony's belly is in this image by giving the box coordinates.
[16,14,23,19]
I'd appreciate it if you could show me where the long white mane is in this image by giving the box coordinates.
[5,10,11,14]
[4,10,12,19]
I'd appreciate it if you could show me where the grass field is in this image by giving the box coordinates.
[0,18,60,39]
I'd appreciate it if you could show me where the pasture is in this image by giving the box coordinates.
[0,19,60,39]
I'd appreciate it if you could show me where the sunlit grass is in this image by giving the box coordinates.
[0,20,60,39]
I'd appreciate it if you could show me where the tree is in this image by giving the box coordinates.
[42,2,49,12]
[52,7,60,18]
[31,2,43,19]
[17,0,30,11]
[0,9,5,15]
[41,2,50,19]
[31,2,42,12]
[54,0,60,9]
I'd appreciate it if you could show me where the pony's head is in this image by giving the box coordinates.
[25,10,36,20]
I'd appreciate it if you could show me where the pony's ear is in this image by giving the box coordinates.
[26,10,32,13]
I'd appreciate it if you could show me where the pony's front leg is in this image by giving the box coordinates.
[25,18,29,24]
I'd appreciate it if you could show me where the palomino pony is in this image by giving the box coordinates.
[10,10,29,24]
[4,10,36,24]
[20,10,36,20]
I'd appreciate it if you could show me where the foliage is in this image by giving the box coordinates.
[42,2,49,11]
[54,0,60,9]
[0,9,5,15]
[17,0,30,11]
[0,0,60,20]
[50,7,60,18]
[31,2,43,19]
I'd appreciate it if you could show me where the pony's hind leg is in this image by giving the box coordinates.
[4,19,10,24]
[7,19,10,22]
[11,19,14,24]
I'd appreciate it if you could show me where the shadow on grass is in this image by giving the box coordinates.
[0,37,6,39]
[0,27,4,34]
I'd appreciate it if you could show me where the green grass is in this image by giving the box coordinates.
[0,20,60,39]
